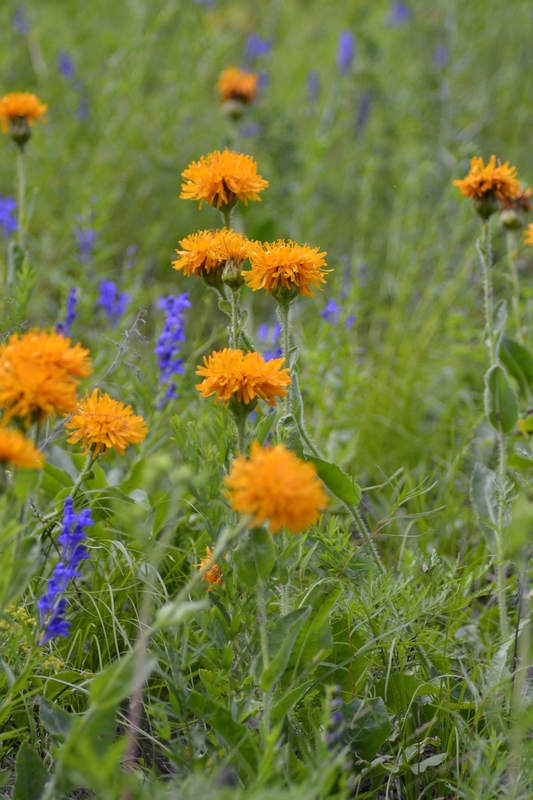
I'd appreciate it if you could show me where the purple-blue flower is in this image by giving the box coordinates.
[73,216,96,264]
[321,298,340,326]
[56,287,78,337]
[244,33,272,64]
[57,50,76,79]
[433,43,449,69]
[336,31,356,74]
[356,91,372,132]
[12,8,29,34]
[387,1,412,26]
[0,196,17,239]
[38,497,93,645]
[258,323,282,361]
[240,123,263,138]
[96,280,130,325]
[155,294,191,406]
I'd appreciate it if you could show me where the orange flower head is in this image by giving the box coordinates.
[524,223,533,249]
[216,67,259,104]
[225,441,328,534]
[172,229,224,277]
[180,150,269,210]
[0,428,44,469]
[216,228,253,264]
[244,239,331,297]
[195,348,290,406]
[453,155,520,203]
[65,388,148,456]
[0,92,47,132]
[0,329,92,426]
[196,546,223,587]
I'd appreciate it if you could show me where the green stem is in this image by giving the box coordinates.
[35,452,95,532]
[479,220,497,366]
[506,229,524,344]
[496,425,509,640]
[235,413,247,454]
[278,301,292,415]
[230,288,240,349]
[16,149,26,250]
[221,207,232,229]
[257,580,271,735]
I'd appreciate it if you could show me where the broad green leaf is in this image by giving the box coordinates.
[233,527,275,588]
[12,742,49,800]
[40,698,73,740]
[490,299,507,356]
[90,652,157,710]
[409,752,448,775]
[252,410,277,446]
[276,414,305,458]
[306,456,361,507]
[470,463,500,549]
[484,364,518,434]
[271,680,312,725]
[342,696,392,761]
[500,336,533,397]
[154,599,209,630]
[0,536,40,608]
[252,606,312,691]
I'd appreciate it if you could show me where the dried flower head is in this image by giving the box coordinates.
[216,67,259,104]
[196,546,223,587]
[0,92,47,132]
[65,388,148,456]
[180,150,268,209]
[453,155,520,203]
[225,441,328,533]
[0,329,92,425]
[196,348,290,406]
[244,239,331,297]
[0,428,43,469]
[500,185,532,212]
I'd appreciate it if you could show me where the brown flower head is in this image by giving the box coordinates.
[244,239,331,297]
[195,348,290,406]
[0,329,92,426]
[216,67,259,104]
[225,441,328,534]
[65,388,148,456]
[196,546,223,587]
[180,150,269,210]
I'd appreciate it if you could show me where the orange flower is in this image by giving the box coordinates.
[180,150,268,209]
[0,92,47,132]
[196,546,223,587]
[196,348,290,406]
[524,223,533,248]
[0,330,92,426]
[225,441,327,534]
[172,228,252,277]
[500,185,532,212]
[244,239,331,297]
[0,428,43,469]
[216,67,258,104]
[65,388,148,456]
[173,230,224,276]
[453,155,520,202]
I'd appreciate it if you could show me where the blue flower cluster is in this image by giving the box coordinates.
[258,323,282,361]
[244,33,272,64]
[96,280,130,324]
[56,287,78,337]
[0,196,17,239]
[38,497,93,644]
[155,294,191,406]
[387,1,412,27]
[74,215,96,263]
[321,298,356,330]
[336,31,356,74]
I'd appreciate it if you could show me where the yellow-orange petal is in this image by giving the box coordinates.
[65,388,148,456]
[180,150,268,209]
[195,348,290,406]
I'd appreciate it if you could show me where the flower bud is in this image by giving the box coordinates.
[473,191,498,220]
[8,116,31,150]
[500,208,525,230]
[222,99,247,122]
[222,258,245,291]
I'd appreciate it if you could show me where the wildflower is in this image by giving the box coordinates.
[155,294,191,406]
[217,67,259,104]
[57,51,76,79]
[387,2,412,26]
[433,43,448,69]
[196,348,290,407]
[0,329,92,425]
[356,91,372,132]
[56,287,78,337]
[0,196,17,239]
[73,217,96,264]
[501,186,532,212]
[336,31,356,74]
[38,497,93,644]
[225,441,327,533]
[65,388,148,457]
[197,546,223,587]
[173,229,224,277]
[524,224,533,249]
[0,428,43,469]
[244,34,272,64]
[257,323,282,361]
[0,92,47,148]
[321,298,340,325]
[12,9,29,35]
[96,280,129,324]
[453,155,520,217]
[180,150,268,210]
[244,239,331,298]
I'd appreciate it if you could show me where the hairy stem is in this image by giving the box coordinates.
[16,149,26,249]
[257,580,271,735]
[278,301,292,415]
[496,425,509,639]
[230,288,240,349]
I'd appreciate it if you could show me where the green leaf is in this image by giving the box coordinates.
[40,698,73,740]
[276,414,305,458]
[154,599,209,630]
[252,410,277,446]
[271,680,312,725]
[306,456,361,507]
[14,255,36,319]
[252,606,312,691]
[484,364,518,434]
[90,652,157,710]
[342,697,392,761]
[0,536,40,608]
[233,527,276,589]
[12,742,49,800]
[500,336,533,397]
[470,463,499,548]
[491,299,507,356]
[409,752,448,774]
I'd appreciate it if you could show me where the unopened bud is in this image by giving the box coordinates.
[222,99,247,122]
[500,208,525,230]
[222,258,245,291]
[473,192,498,220]
[8,116,32,150]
